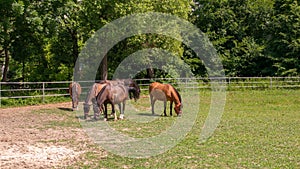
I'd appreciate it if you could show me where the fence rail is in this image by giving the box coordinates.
[0,77,299,103]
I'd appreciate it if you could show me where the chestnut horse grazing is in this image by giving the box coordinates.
[96,82,128,121]
[69,82,82,111]
[149,82,182,116]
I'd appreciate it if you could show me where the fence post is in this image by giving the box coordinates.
[270,77,273,89]
[42,82,45,103]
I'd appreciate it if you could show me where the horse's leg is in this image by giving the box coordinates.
[92,98,100,119]
[104,103,108,121]
[163,100,167,116]
[116,103,122,120]
[123,100,126,117]
[83,103,89,119]
[110,103,115,117]
[170,101,173,116]
[150,95,155,115]
[120,101,126,120]
[77,95,80,110]
[75,96,79,111]
[111,103,117,121]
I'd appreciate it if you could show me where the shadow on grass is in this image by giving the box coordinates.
[137,113,162,117]
[58,107,73,112]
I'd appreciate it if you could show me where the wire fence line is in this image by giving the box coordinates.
[0,77,299,102]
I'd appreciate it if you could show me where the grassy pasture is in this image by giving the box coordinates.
[20,89,300,168]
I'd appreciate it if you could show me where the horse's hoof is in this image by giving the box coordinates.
[119,114,124,120]
[104,118,108,121]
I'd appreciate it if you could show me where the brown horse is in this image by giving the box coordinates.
[69,82,82,111]
[149,82,182,116]
[83,79,140,119]
[107,79,140,101]
[96,82,128,121]
[83,82,107,119]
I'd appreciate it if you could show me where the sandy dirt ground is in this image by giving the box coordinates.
[0,102,106,169]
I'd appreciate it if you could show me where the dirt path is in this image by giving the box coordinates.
[0,102,106,169]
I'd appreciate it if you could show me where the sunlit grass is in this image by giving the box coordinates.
[22,89,300,168]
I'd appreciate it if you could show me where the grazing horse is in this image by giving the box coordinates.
[149,82,182,116]
[69,82,82,111]
[83,82,107,119]
[83,79,140,119]
[96,82,128,121]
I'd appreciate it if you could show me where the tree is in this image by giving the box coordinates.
[105,0,193,79]
[268,0,300,76]
[193,0,274,76]
[0,0,18,81]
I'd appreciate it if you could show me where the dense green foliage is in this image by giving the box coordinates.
[0,0,299,82]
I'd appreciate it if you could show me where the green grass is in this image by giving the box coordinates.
[0,96,70,108]
[24,89,300,168]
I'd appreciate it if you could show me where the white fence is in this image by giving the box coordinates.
[0,77,299,102]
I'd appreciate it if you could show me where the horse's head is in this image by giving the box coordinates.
[72,91,79,111]
[128,80,140,101]
[83,102,90,117]
[129,87,140,101]
[174,103,183,116]
[70,82,81,111]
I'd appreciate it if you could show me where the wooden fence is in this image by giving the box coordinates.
[0,77,299,103]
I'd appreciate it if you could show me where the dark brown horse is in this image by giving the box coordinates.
[69,82,82,111]
[149,82,182,116]
[83,79,140,119]
[96,82,128,121]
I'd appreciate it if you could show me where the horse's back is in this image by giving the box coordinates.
[111,84,128,102]
[150,82,169,99]
[149,82,176,101]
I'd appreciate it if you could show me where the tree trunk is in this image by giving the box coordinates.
[100,54,108,80]
[2,48,9,82]
[147,68,154,79]
[72,30,80,77]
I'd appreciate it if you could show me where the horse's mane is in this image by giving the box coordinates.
[170,85,181,103]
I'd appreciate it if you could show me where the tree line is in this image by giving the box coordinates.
[0,0,299,82]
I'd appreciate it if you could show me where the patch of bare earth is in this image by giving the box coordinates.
[0,102,106,168]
